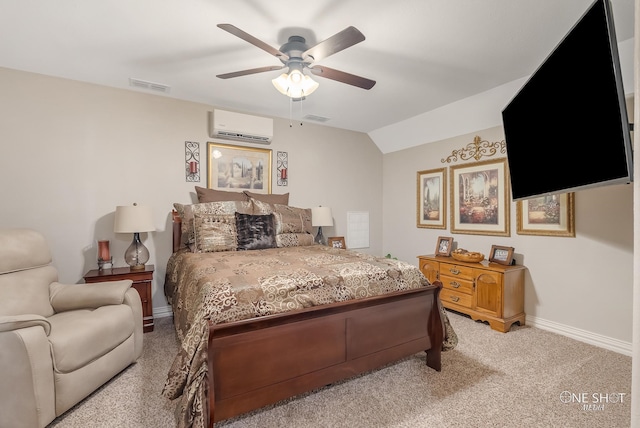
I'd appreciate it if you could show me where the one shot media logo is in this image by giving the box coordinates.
[559,391,627,411]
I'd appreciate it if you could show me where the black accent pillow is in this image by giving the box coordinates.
[235,212,276,250]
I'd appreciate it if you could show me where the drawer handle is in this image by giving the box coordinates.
[449,268,460,275]
[450,296,460,302]
[450,281,461,288]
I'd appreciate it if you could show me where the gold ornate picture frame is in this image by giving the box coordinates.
[417,168,446,229]
[516,192,575,237]
[450,158,510,236]
[207,142,272,193]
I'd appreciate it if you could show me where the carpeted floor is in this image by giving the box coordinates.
[49,311,632,428]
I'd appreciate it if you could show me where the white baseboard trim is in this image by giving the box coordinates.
[527,314,632,356]
[153,305,173,319]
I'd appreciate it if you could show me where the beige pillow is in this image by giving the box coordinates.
[173,200,252,249]
[250,198,275,215]
[244,191,289,205]
[193,213,237,252]
[272,204,313,235]
[276,233,315,248]
[196,186,248,203]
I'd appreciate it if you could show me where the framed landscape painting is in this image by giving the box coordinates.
[416,168,446,229]
[207,142,272,193]
[516,192,575,237]
[449,158,510,236]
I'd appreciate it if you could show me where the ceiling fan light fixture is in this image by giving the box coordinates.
[272,70,319,99]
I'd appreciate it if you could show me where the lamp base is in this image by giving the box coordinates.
[314,226,326,245]
[124,232,150,271]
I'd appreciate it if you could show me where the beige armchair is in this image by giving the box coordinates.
[0,229,143,428]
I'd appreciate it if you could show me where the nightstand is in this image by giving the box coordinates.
[83,265,154,332]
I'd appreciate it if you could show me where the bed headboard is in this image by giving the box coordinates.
[172,210,182,253]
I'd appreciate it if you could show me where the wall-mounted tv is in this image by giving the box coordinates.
[501,0,633,201]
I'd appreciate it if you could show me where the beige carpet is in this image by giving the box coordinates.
[49,311,632,428]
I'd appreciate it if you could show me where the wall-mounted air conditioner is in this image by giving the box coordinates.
[208,109,273,144]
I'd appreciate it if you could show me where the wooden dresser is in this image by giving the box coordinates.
[418,255,526,333]
[83,265,154,333]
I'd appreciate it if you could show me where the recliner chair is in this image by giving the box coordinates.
[0,228,143,428]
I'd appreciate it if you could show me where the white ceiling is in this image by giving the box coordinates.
[0,0,635,152]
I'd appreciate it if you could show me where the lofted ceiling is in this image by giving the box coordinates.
[0,0,635,152]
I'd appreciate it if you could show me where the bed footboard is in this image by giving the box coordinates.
[207,283,443,426]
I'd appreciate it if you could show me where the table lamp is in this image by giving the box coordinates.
[311,206,333,245]
[114,203,155,270]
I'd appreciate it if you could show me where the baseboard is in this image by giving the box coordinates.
[153,305,173,319]
[526,314,632,356]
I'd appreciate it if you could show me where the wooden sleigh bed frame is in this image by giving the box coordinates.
[170,212,445,427]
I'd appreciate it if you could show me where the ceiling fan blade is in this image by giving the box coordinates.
[308,65,376,90]
[218,24,289,61]
[303,26,365,62]
[217,65,284,79]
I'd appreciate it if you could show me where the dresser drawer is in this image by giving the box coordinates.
[440,262,474,280]
[440,275,474,295]
[441,288,473,308]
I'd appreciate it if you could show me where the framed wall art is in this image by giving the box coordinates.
[328,236,346,249]
[450,158,510,236]
[207,142,272,194]
[488,245,514,265]
[516,192,575,237]
[416,168,446,229]
[435,236,453,257]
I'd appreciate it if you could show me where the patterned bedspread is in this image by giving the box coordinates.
[161,245,457,428]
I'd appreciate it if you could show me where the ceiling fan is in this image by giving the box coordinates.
[216,24,376,99]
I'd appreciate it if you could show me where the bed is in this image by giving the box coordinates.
[161,195,457,428]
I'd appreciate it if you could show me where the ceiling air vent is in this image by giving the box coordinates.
[129,78,170,93]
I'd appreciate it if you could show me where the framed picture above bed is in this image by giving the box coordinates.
[416,168,446,229]
[207,142,272,193]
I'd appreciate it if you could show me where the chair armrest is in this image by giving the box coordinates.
[50,280,133,312]
[0,314,51,335]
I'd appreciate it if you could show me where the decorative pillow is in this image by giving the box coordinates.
[244,191,289,206]
[196,186,248,203]
[276,233,315,248]
[173,200,252,249]
[272,204,313,235]
[235,212,276,250]
[250,198,275,215]
[193,213,237,252]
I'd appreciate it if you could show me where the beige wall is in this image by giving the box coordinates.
[0,67,383,316]
[1,66,634,352]
[383,127,634,349]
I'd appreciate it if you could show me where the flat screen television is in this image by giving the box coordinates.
[501,0,633,201]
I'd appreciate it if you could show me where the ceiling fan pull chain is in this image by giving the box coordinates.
[299,95,303,126]
[289,96,293,128]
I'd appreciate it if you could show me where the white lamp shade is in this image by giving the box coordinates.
[114,204,155,233]
[311,206,333,227]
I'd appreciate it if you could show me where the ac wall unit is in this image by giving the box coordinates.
[208,109,273,144]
